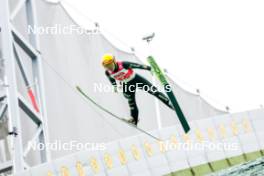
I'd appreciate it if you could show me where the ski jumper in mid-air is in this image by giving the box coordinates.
[102,54,174,126]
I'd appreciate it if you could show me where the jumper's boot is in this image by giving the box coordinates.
[123,117,139,126]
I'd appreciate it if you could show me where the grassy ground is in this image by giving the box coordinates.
[165,150,263,176]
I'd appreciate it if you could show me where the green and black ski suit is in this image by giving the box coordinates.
[105,61,173,122]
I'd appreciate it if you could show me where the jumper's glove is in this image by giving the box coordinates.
[143,65,154,76]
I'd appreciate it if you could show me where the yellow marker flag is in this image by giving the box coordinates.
[170,135,178,145]
[243,118,252,133]
[231,120,238,136]
[47,171,53,176]
[219,124,227,139]
[90,157,100,174]
[118,149,127,165]
[207,127,215,141]
[104,153,113,169]
[76,162,85,176]
[195,129,204,142]
[144,142,153,157]
[131,145,141,160]
[60,166,70,176]
[158,140,166,153]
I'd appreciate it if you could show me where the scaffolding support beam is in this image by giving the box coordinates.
[0,0,25,172]
[0,0,50,174]
[0,161,12,173]
[18,94,42,125]
[11,25,40,58]
[0,103,8,121]
[26,0,51,162]
[10,0,28,20]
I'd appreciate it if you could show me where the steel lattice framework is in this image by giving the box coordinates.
[0,0,50,174]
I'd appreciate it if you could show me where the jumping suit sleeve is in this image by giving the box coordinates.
[105,71,117,87]
[122,61,151,71]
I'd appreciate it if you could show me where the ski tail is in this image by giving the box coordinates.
[76,86,162,141]
[147,56,191,133]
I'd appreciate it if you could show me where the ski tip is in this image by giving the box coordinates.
[184,127,191,134]
[76,86,81,91]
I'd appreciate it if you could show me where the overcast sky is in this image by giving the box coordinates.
[61,0,264,112]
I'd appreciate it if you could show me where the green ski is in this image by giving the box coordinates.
[147,56,191,133]
[76,86,162,141]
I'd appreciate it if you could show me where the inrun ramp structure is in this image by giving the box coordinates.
[0,0,263,175]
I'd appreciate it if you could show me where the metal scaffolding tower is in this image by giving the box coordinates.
[0,0,50,174]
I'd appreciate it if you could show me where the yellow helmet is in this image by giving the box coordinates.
[102,54,116,66]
